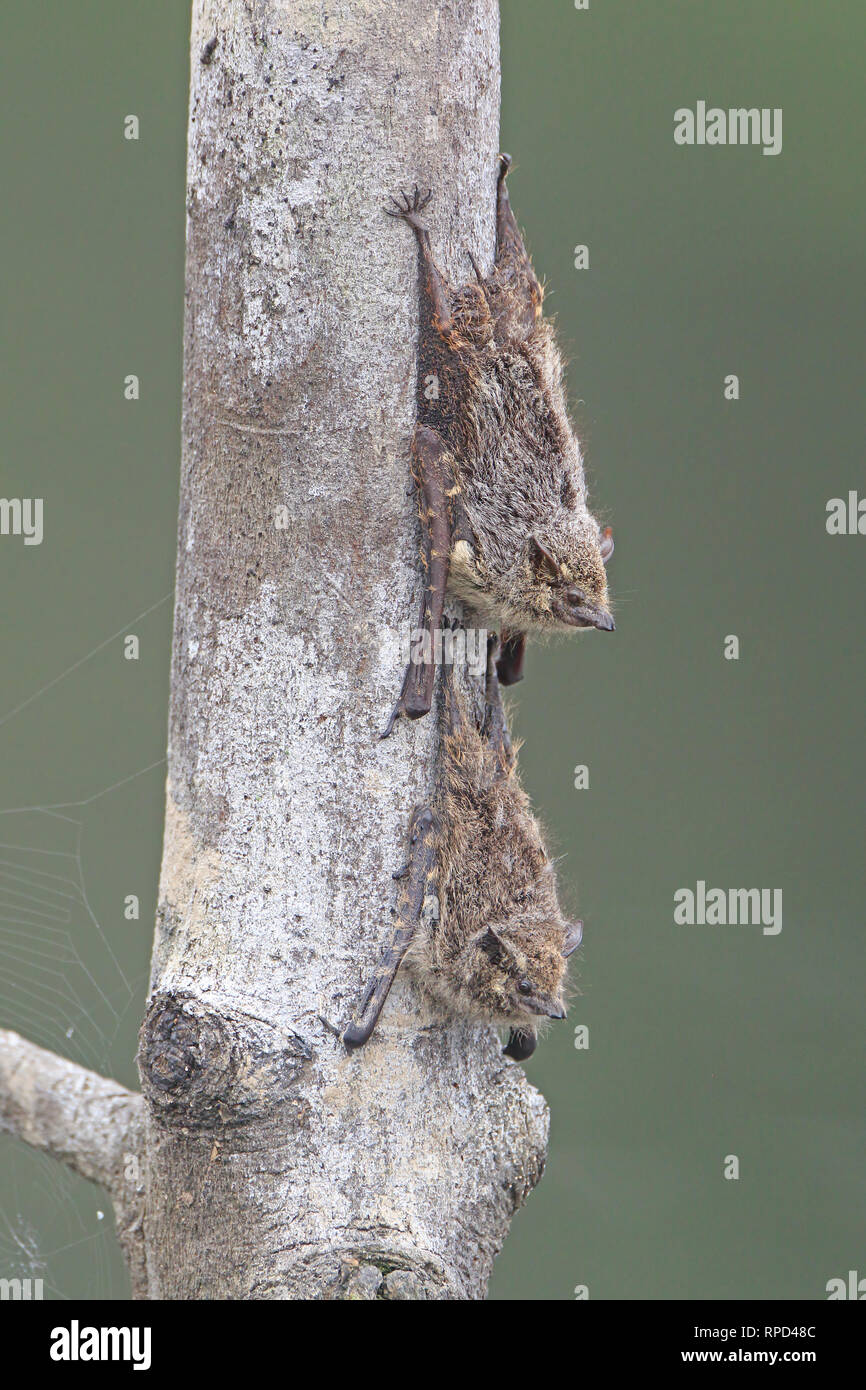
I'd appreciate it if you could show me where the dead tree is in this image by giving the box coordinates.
[0,0,548,1300]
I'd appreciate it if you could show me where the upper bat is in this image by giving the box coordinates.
[383,157,614,736]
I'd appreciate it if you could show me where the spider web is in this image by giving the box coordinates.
[0,594,171,1300]
[0,1145,122,1301]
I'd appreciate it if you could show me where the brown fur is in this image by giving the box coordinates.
[400,160,614,639]
[342,655,581,1053]
[405,665,578,1033]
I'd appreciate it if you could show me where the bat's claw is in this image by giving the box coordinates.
[379,673,433,738]
[385,184,433,231]
[379,698,405,740]
[468,250,484,283]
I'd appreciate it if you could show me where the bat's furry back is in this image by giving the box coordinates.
[381,162,614,736]
[342,655,582,1053]
[405,159,615,638]
[404,670,580,1033]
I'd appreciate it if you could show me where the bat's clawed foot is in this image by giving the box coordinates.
[385,184,433,231]
[379,662,435,739]
[379,699,404,740]
[497,152,513,183]
[379,690,416,740]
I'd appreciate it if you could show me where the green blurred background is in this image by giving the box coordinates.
[0,0,863,1300]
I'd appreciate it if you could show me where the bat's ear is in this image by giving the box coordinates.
[528,536,559,582]
[478,926,505,964]
[563,920,583,957]
[599,527,615,563]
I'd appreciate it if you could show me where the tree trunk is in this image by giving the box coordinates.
[0,0,549,1301]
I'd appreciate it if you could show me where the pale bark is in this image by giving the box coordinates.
[0,0,549,1301]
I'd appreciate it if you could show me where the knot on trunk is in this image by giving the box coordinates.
[138,991,311,1129]
[329,1251,452,1300]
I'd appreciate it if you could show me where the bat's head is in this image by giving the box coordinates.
[459,884,583,1029]
[521,514,615,633]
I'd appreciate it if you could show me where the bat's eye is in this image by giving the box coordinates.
[518,978,533,996]
[565,588,585,607]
